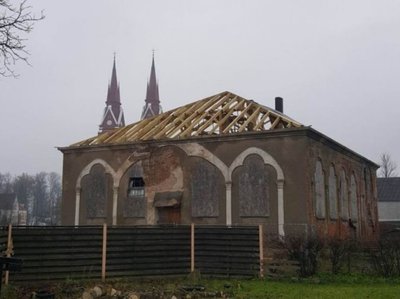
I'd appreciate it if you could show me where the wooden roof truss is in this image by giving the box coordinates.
[73,91,302,147]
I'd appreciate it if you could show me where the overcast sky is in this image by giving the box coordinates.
[1,0,400,175]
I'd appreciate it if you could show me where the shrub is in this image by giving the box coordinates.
[285,235,323,277]
[327,238,356,274]
[369,239,400,277]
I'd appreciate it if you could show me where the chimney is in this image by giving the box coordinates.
[275,97,283,113]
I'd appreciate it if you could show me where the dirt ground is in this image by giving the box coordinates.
[3,277,238,299]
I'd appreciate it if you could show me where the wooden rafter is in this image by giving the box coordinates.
[209,98,245,135]
[253,111,271,131]
[222,102,254,134]
[71,91,302,147]
[238,106,261,133]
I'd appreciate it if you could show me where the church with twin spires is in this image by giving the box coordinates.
[98,53,161,133]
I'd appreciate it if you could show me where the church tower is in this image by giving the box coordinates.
[141,53,162,119]
[99,55,125,134]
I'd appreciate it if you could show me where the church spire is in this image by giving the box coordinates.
[141,51,162,119]
[99,54,125,134]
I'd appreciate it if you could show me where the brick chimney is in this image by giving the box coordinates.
[275,97,283,113]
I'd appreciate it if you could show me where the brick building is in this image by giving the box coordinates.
[59,91,379,241]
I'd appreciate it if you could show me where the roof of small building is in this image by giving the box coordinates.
[72,91,303,147]
[0,193,17,210]
[377,177,400,202]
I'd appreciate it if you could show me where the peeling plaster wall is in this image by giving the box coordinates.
[144,146,185,224]
[115,146,185,225]
[60,128,378,241]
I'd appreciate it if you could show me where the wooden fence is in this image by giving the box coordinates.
[0,224,262,282]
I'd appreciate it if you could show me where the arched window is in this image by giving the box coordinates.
[82,164,109,218]
[350,174,358,222]
[314,160,326,219]
[237,155,269,217]
[124,162,146,218]
[339,169,349,220]
[128,177,145,197]
[328,165,338,219]
[191,159,221,217]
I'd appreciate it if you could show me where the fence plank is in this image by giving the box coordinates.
[7,225,259,281]
[194,226,260,277]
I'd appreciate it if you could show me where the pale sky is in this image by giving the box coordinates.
[1,0,400,175]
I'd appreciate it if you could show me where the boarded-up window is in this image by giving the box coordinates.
[191,159,220,217]
[364,168,374,228]
[124,162,146,218]
[339,169,349,220]
[238,155,269,217]
[350,174,358,222]
[328,165,338,219]
[314,161,326,218]
[82,164,108,218]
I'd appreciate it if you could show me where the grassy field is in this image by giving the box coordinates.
[2,274,400,298]
[235,280,400,299]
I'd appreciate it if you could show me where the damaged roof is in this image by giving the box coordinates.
[72,91,303,147]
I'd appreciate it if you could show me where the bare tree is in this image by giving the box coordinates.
[32,172,48,224]
[0,0,44,77]
[48,172,61,225]
[0,172,13,193]
[379,153,398,178]
[13,172,34,206]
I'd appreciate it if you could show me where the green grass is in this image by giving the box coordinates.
[234,279,400,299]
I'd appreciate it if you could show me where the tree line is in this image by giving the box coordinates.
[0,172,61,225]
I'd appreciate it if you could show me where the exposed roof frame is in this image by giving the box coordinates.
[72,91,302,147]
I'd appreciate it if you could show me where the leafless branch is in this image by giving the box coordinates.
[379,152,398,178]
[0,0,44,77]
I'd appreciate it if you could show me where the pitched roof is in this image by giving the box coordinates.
[72,91,303,147]
[377,177,400,202]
